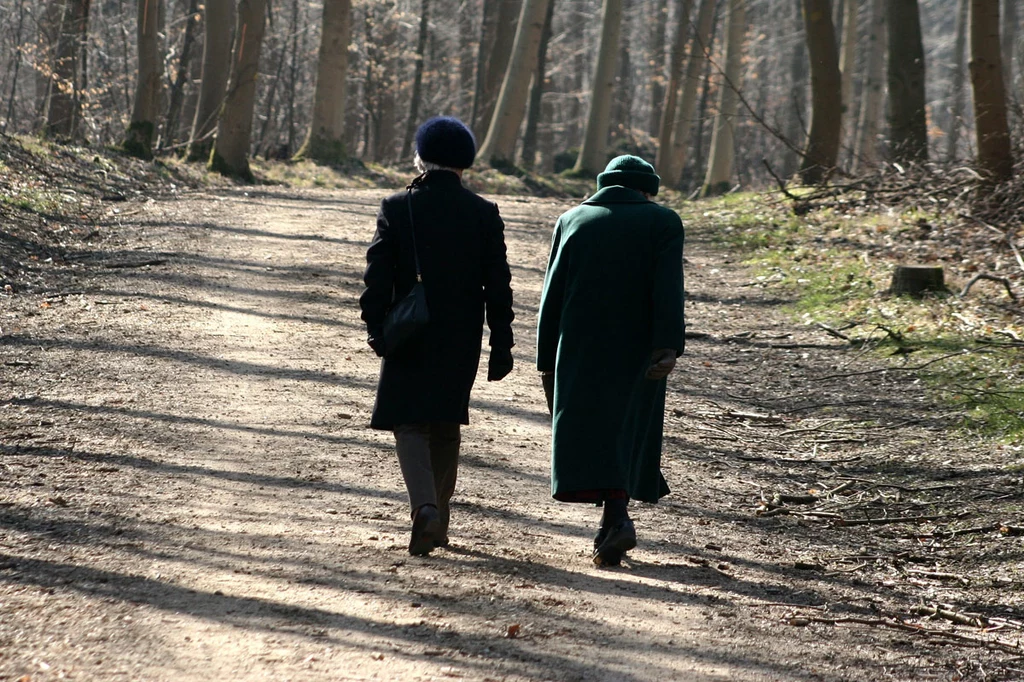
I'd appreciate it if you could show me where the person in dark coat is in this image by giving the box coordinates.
[359,116,515,556]
[537,155,685,566]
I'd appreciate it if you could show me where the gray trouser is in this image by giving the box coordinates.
[394,423,461,533]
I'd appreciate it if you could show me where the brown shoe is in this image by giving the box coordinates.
[409,504,442,556]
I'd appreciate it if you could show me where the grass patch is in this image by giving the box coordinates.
[684,192,1024,441]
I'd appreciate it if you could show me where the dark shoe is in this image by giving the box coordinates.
[593,519,637,567]
[593,526,609,553]
[435,504,450,548]
[409,505,442,556]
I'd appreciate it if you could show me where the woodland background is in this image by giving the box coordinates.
[0,0,1019,193]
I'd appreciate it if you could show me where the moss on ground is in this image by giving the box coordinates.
[675,192,1024,443]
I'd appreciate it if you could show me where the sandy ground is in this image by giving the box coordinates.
[2,186,1022,681]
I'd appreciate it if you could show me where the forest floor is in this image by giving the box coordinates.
[2,142,1024,681]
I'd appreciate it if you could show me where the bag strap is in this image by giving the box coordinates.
[406,190,422,283]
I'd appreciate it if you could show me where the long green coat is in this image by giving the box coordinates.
[537,186,685,503]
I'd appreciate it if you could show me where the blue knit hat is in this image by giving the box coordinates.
[597,155,660,196]
[414,116,477,169]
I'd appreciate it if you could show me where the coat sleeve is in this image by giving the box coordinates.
[359,201,396,348]
[483,202,515,349]
[651,212,686,355]
[536,220,565,372]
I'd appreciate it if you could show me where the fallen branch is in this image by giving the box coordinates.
[787,615,1023,654]
[960,273,1018,300]
[835,513,962,527]
[103,259,168,269]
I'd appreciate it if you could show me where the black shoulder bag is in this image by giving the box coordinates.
[382,191,430,356]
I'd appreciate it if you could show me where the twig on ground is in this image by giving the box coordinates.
[786,614,1023,654]
[836,513,964,527]
[960,273,1018,300]
[817,350,970,381]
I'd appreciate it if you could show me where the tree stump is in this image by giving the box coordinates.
[889,265,946,296]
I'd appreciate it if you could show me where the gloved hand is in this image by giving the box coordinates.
[645,348,677,380]
[488,347,514,381]
[368,335,386,358]
[541,371,555,415]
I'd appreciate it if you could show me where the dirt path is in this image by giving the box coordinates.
[2,186,1020,681]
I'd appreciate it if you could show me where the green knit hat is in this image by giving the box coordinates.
[596,154,660,196]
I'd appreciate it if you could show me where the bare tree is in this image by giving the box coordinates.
[648,0,670,136]
[971,0,1013,182]
[477,0,553,165]
[211,0,268,179]
[573,0,625,174]
[654,0,693,181]
[162,0,201,151]
[946,0,969,162]
[664,0,714,188]
[458,0,476,118]
[798,0,841,184]
[838,0,859,148]
[520,0,555,168]
[47,0,92,139]
[124,0,163,158]
[886,0,927,163]
[187,0,234,162]
[852,0,885,170]
[2,0,28,135]
[296,0,352,163]
[781,0,807,179]
[400,0,430,160]
[472,0,521,139]
[1002,0,1018,89]
[701,0,745,196]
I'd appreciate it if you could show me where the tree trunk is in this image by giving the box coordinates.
[852,0,885,170]
[296,0,352,164]
[654,0,694,181]
[838,0,859,150]
[1002,0,1018,89]
[971,0,1013,182]
[210,0,268,180]
[124,0,163,159]
[890,265,945,296]
[286,0,302,154]
[886,0,928,164]
[573,0,625,174]
[371,4,399,162]
[610,0,634,144]
[798,0,842,185]
[473,0,521,140]
[162,0,200,151]
[471,0,499,132]
[478,0,553,165]
[36,0,64,130]
[3,0,28,135]
[400,0,431,160]
[648,0,670,137]
[520,0,555,169]
[701,0,745,196]
[47,0,92,140]
[187,0,234,162]
[458,0,476,118]
[565,0,586,148]
[946,0,969,162]
[781,0,807,179]
[664,0,714,188]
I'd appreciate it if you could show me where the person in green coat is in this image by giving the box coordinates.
[537,155,685,566]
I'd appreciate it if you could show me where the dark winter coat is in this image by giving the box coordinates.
[537,186,685,503]
[360,171,514,430]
